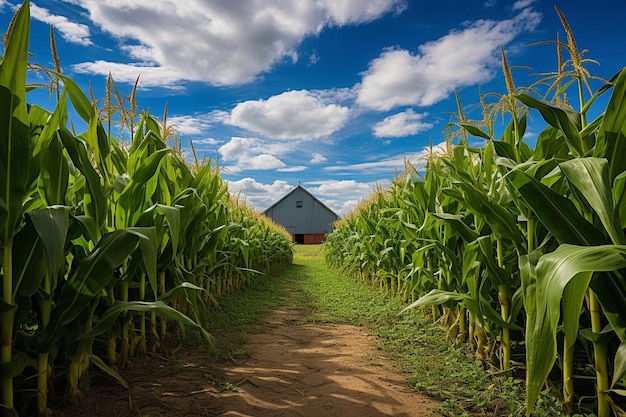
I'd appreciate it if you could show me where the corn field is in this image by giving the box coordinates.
[0,2,293,416]
[324,7,626,417]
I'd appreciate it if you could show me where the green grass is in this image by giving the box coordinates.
[205,244,568,416]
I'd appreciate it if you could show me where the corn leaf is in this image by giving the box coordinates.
[0,0,31,244]
[42,227,156,345]
[516,94,584,156]
[72,300,213,346]
[597,67,626,182]
[507,169,605,245]
[611,342,626,388]
[560,158,625,245]
[27,207,70,279]
[525,244,626,413]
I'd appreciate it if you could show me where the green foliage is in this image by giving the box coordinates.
[0,2,293,415]
[324,9,626,417]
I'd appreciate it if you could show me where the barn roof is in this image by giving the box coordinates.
[263,184,340,219]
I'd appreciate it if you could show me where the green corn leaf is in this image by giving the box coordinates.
[460,124,491,139]
[516,93,584,156]
[59,74,110,170]
[28,206,70,279]
[431,213,479,243]
[507,169,605,245]
[39,132,70,206]
[72,300,213,347]
[560,158,625,245]
[11,217,45,297]
[59,128,107,230]
[520,249,542,414]
[89,354,128,389]
[476,236,511,287]
[400,289,466,313]
[611,342,626,388]
[534,126,571,160]
[492,141,518,161]
[452,182,524,249]
[590,270,626,342]
[597,67,626,182]
[0,0,31,245]
[525,244,626,414]
[129,226,158,290]
[0,352,26,379]
[42,227,156,345]
[138,203,179,276]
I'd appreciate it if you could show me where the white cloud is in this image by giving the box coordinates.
[227,178,294,210]
[31,2,92,45]
[309,51,320,65]
[305,179,384,215]
[66,0,404,87]
[192,138,219,146]
[218,137,293,172]
[320,0,406,25]
[356,8,541,111]
[324,141,449,174]
[167,114,214,135]
[309,179,372,196]
[373,109,433,138]
[513,0,535,10]
[72,60,186,90]
[277,166,308,172]
[248,154,286,170]
[311,152,328,163]
[228,90,350,140]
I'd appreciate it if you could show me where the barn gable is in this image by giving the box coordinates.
[263,184,340,244]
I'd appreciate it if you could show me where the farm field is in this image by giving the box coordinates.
[4,1,626,416]
[56,245,562,417]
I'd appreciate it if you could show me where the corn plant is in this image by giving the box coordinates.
[0,2,294,415]
[324,7,626,417]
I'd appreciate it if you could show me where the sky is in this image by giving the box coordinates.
[1,0,625,216]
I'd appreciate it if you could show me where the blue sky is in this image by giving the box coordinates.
[1,0,625,216]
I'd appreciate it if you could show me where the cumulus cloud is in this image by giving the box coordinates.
[72,60,187,90]
[226,178,294,210]
[320,0,406,25]
[167,114,215,135]
[31,2,92,45]
[311,152,328,163]
[228,90,350,140]
[356,8,541,111]
[65,0,404,87]
[218,137,293,172]
[248,154,286,169]
[306,179,383,215]
[309,180,372,196]
[373,109,433,138]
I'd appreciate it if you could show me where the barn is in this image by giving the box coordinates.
[263,184,340,244]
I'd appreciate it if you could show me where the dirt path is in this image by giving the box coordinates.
[57,307,435,417]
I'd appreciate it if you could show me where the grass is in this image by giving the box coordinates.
[205,244,569,416]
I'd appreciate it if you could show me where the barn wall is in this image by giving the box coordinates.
[303,234,327,244]
[265,187,338,235]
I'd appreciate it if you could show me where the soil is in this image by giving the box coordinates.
[55,307,435,417]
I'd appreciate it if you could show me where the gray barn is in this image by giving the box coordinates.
[263,184,340,244]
